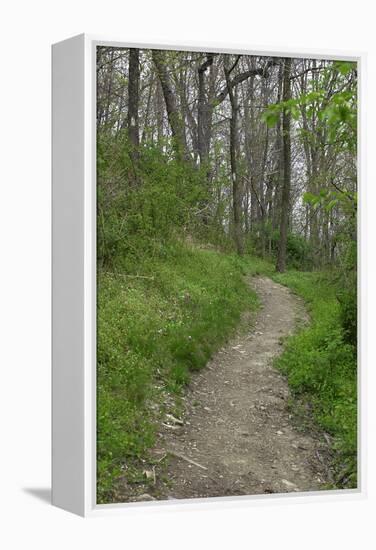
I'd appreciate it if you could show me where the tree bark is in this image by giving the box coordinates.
[272,60,284,231]
[244,71,258,230]
[276,58,292,273]
[225,59,243,255]
[127,48,140,149]
[198,54,215,169]
[126,48,140,184]
[152,50,188,160]
[155,78,164,143]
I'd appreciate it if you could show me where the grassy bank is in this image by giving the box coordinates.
[272,271,357,488]
[97,243,357,500]
[97,242,268,502]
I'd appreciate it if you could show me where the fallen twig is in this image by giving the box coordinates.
[168,450,208,470]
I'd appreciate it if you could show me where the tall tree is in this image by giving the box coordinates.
[276,58,292,272]
[152,50,188,160]
[224,56,243,255]
[127,48,140,169]
[197,54,215,170]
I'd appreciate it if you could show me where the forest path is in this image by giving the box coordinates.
[156,276,331,499]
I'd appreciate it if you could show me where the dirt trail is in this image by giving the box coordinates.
[155,276,331,499]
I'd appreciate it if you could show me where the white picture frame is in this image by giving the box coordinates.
[52,33,366,517]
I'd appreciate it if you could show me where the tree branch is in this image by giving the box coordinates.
[198,53,215,74]
[214,58,279,106]
[290,65,325,81]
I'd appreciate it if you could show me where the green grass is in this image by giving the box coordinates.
[272,270,357,488]
[97,241,264,502]
[97,243,357,500]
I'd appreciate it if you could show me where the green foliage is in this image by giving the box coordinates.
[338,280,357,348]
[97,131,208,269]
[97,240,261,502]
[253,223,314,270]
[333,61,356,76]
[272,271,357,488]
[262,104,281,127]
[284,232,314,270]
[262,60,357,153]
[303,186,357,346]
[320,89,357,153]
[303,188,356,213]
[335,233,357,347]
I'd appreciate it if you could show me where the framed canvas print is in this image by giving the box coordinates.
[52,34,365,516]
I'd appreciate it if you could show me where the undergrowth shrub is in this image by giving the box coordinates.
[336,236,357,347]
[97,131,211,270]
[248,224,314,270]
[273,271,357,488]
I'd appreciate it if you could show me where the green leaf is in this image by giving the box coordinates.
[325,199,339,211]
[262,111,279,128]
[290,105,300,120]
[303,192,319,205]
[334,61,356,76]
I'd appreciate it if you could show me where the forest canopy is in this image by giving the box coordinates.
[97,48,356,275]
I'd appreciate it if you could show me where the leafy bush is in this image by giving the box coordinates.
[284,232,313,270]
[97,131,209,268]
[337,234,357,347]
[337,280,357,348]
[252,223,314,270]
[273,271,357,488]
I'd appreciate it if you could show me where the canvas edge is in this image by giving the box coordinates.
[51,33,366,517]
[52,33,87,517]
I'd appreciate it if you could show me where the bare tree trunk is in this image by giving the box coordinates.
[127,48,140,148]
[276,58,292,273]
[155,78,164,143]
[176,64,199,162]
[104,49,115,127]
[152,50,188,160]
[259,79,269,256]
[225,60,243,255]
[127,48,140,184]
[272,61,284,231]
[198,54,214,170]
[309,59,321,267]
[141,71,154,144]
[248,73,258,229]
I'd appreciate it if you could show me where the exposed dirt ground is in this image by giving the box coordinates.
[143,276,332,500]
